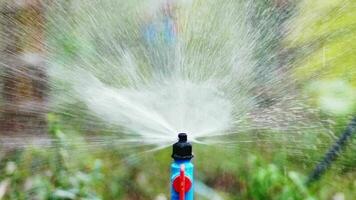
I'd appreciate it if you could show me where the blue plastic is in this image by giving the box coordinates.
[143,16,177,45]
[171,159,194,200]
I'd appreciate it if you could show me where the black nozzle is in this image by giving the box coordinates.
[172,133,193,160]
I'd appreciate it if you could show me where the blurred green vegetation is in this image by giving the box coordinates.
[288,0,356,117]
[1,119,355,199]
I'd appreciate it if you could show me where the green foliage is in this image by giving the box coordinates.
[2,121,356,199]
[244,157,316,200]
[0,119,104,200]
[288,0,356,117]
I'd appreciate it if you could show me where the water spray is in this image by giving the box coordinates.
[307,117,356,184]
[171,133,194,200]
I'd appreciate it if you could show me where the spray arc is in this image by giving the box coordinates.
[171,133,194,200]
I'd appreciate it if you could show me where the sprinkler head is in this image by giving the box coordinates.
[172,133,193,160]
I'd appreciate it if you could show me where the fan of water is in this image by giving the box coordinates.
[0,0,334,151]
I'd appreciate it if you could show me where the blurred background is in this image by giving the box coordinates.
[0,0,355,199]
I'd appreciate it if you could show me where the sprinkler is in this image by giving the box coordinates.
[171,133,194,200]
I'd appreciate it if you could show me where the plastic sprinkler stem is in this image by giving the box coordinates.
[171,133,194,200]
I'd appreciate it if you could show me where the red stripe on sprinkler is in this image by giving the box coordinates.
[173,164,192,200]
[180,165,185,200]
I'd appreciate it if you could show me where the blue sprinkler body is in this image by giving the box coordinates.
[171,133,194,200]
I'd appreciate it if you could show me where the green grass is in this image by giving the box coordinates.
[1,116,356,200]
